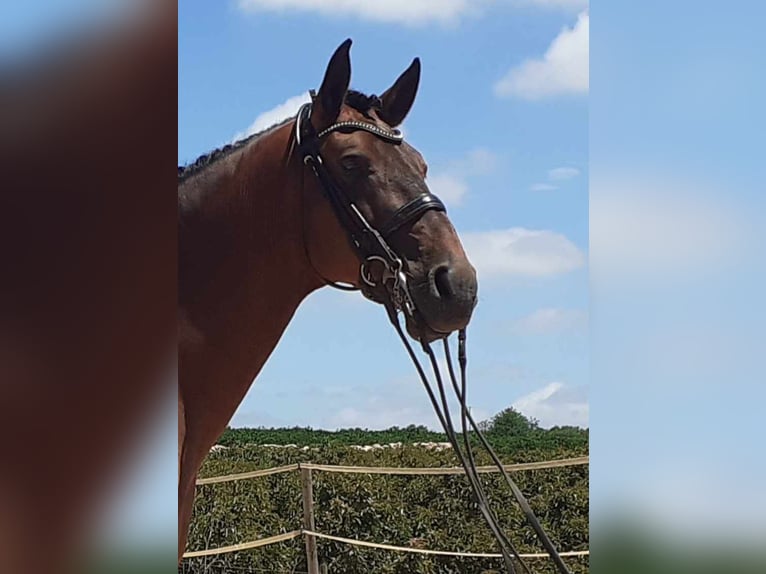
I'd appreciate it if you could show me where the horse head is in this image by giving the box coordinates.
[301,39,478,342]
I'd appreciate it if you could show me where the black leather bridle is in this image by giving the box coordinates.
[293,94,572,574]
[295,95,446,317]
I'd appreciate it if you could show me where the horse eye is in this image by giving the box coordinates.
[340,154,367,173]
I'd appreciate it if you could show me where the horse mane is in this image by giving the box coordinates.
[177,116,293,183]
[178,90,381,184]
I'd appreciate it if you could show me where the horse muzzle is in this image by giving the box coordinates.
[407,259,478,339]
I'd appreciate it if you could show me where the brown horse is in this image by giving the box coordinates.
[178,39,478,559]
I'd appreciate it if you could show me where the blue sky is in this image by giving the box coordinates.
[179,0,589,431]
[589,1,766,542]
[10,0,765,554]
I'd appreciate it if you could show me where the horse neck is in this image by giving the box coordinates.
[179,121,322,415]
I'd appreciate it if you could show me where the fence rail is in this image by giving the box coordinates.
[300,456,589,475]
[182,530,302,559]
[184,455,589,572]
[304,530,590,560]
[195,455,589,485]
[195,463,300,485]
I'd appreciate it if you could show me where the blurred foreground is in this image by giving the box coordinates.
[1,2,176,573]
[595,516,765,574]
[590,2,765,574]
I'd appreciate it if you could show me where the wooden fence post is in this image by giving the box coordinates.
[301,466,320,574]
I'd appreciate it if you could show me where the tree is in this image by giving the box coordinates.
[484,407,539,436]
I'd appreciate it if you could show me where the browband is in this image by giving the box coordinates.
[317,121,404,143]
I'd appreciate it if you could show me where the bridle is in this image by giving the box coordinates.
[295,94,446,318]
[293,94,572,574]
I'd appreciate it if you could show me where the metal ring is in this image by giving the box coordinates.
[360,255,390,287]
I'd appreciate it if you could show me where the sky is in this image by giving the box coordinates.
[7,0,765,556]
[588,0,766,542]
[179,0,590,431]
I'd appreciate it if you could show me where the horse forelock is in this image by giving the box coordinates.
[344,90,382,116]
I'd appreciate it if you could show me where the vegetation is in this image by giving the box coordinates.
[182,409,588,574]
[219,408,588,457]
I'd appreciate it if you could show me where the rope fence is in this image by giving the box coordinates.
[299,456,589,476]
[195,455,589,484]
[303,530,590,560]
[182,531,303,559]
[184,455,589,571]
[195,463,300,485]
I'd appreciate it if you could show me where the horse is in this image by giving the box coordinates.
[178,39,478,560]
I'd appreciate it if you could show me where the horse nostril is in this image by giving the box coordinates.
[433,265,454,300]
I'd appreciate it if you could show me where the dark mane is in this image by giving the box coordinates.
[178,90,381,184]
[177,116,294,183]
[344,89,382,115]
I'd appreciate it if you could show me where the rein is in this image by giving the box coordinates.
[385,307,573,574]
[294,97,572,574]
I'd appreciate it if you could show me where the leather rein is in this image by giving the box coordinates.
[293,95,572,574]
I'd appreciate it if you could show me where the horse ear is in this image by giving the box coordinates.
[313,39,352,129]
[378,58,420,127]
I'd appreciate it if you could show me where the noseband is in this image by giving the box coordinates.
[295,96,445,317]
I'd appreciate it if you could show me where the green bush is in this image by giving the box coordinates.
[217,411,589,456]
[182,418,588,574]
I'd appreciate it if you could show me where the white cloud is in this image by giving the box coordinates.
[322,372,491,430]
[237,0,587,26]
[548,166,580,180]
[495,11,589,99]
[454,148,497,175]
[530,166,580,191]
[232,92,310,143]
[514,308,587,334]
[428,174,469,206]
[427,147,497,207]
[517,0,588,9]
[237,0,475,26]
[460,228,585,279]
[590,174,751,282]
[512,382,588,427]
